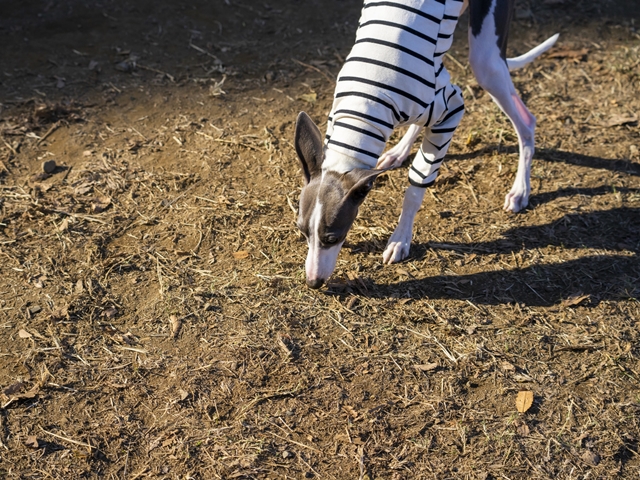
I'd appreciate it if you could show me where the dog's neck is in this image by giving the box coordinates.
[322,145,377,174]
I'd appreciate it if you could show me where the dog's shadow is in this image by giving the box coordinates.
[345,206,640,306]
[448,146,640,179]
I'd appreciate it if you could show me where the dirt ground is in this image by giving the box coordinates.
[0,0,639,478]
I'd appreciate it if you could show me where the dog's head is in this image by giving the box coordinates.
[294,112,386,288]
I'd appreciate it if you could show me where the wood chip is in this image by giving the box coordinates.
[24,435,40,449]
[547,48,588,60]
[606,113,638,127]
[233,250,249,259]
[18,329,32,339]
[414,363,438,372]
[170,315,182,338]
[562,293,590,307]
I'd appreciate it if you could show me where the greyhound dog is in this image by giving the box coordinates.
[294,0,558,288]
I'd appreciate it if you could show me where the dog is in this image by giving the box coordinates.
[294,0,558,288]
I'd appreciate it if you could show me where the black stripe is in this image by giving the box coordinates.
[335,91,408,122]
[354,37,434,67]
[328,139,379,160]
[423,102,434,128]
[443,14,459,20]
[425,138,451,151]
[410,165,426,179]
[446,89,458,102]
[333,109,394,130]
[333,121,386,143]
[339,76,432,108]
[435,62,445,77]
[359,19,437,45]
[438,32,453,39]
[434,51,446,57]
[409,177,436,188]
[419,150,445,164]
[346,56,437,89]
[439,104,465,124]
[431,126,457,134]
[363,1,441,24]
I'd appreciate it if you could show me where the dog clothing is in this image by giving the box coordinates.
[323,0,466,187]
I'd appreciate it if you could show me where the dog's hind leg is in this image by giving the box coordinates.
[469,0,536,213]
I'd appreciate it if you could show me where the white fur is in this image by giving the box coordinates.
[305,198,345,285]
[469,0,537,212]
[507,33,559,71]
[382,184,427,263]
[376,124,422,170]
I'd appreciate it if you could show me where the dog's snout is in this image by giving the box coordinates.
[306,278,325,289]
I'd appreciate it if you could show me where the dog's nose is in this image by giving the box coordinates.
[306,278,325,289]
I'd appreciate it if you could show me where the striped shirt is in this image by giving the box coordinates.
[323,0,465,172]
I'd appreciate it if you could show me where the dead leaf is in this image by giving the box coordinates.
[298,92,317,104]
[606,113,638,128]
[233,250,249,259]
[24,435,40,449]
[414,363,438,372]
[516,390,534,413]
[18,329,32,339]
[562,293,590,308]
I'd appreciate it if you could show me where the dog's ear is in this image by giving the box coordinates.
[345,168,388,203]
[294,112,324,184]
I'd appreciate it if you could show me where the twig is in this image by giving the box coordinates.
[267,431,321,453]
[37,121,62,145]
[40,427,95,450]
[138,64,175,82]
[292,58,335,84]
[445,53,467,71]
[2,138,17,156]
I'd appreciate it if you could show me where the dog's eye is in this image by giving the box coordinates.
[323,235,338,245]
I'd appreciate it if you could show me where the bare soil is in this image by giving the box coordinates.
[1,0,639,478]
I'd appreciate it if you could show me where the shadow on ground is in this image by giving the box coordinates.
[348,207,640,306]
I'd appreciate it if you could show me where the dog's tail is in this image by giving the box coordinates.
[507,33,559,71]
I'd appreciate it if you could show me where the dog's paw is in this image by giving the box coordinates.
[376,152,403,170]
[382,236,411,264]
[503,189,529,212]
[377,145,411,170]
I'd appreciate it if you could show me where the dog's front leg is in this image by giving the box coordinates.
[376,124,422,170]
[382,184,426,264]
